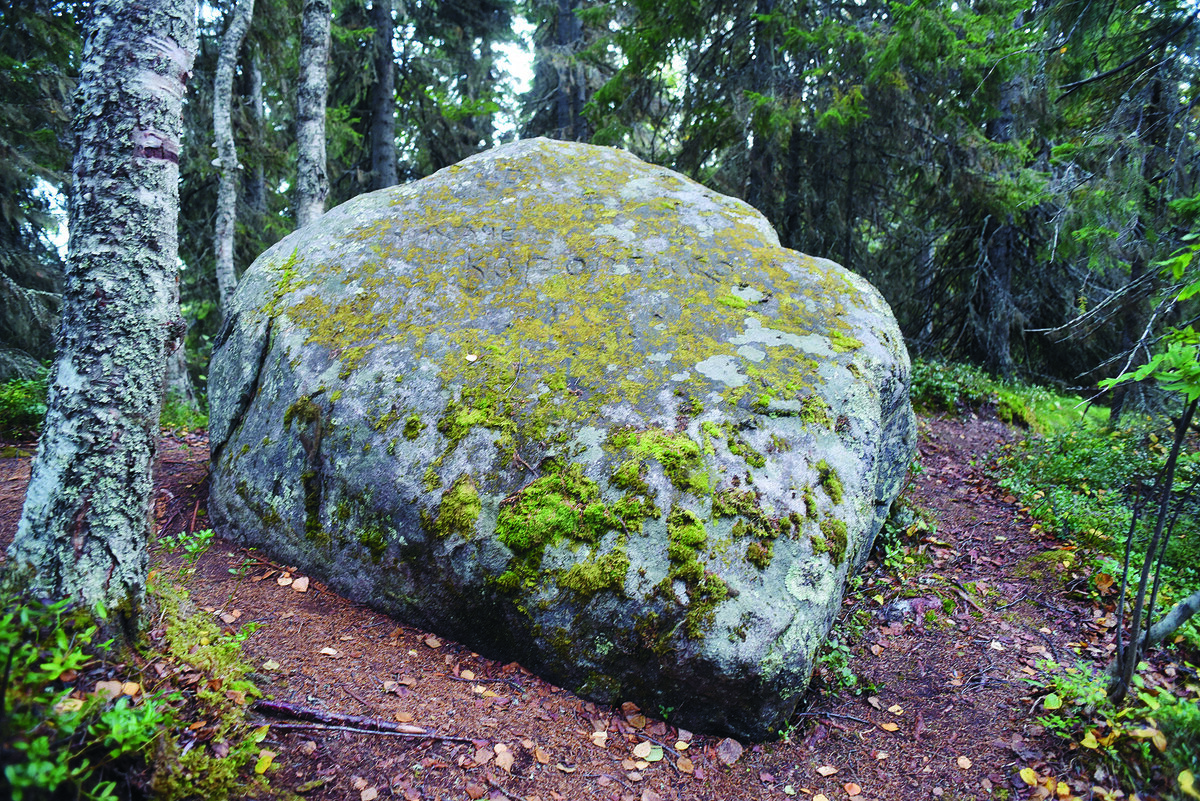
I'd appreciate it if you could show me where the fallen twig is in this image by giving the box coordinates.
[264,721,474,743]
[253,699,471,743]
[448,675,524,692]
[792,710,873,726]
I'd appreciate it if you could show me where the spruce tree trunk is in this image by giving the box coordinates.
[244,57,266,222]
[295,0,330,228]
[7,0,196,618]
[368,0,397,190]
[213,0,255,312]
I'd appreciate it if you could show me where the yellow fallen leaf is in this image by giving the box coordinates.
[1043,693,1062,710]
[254,749,276,774]
[879,722,900,732]
[814,795,830,801]
[534,746,550,764]
[121,682,140,697]
[262,659,280,671]
[1179,769,1200,799]
[395,712,414,723]
[816,765,839,777]
[675,740,689,750]
[556,762,576,773]
[590,731,608,747]
[277,576,293,587]
[319,647,338,656]
[1080,731,1099,749]
[54,697,84,714]
[460,669,475,680]
[887,704,904,715]
[1020,767,1038,786]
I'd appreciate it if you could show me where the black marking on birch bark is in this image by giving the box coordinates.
[71,494,93,558]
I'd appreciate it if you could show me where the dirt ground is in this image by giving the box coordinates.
[0,414,1135,801]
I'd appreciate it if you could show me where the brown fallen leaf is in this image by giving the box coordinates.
[715,737,744,766]
[816,765,839,777]
[534,746,551,764]
[641,790,662,801]
[496,749,515,773]
[957,756,972,769]
[590,732,608,747]
[867,696,882,710]
[360,788,378,801]
[632,741,653,759]
[677,757,694,774]
[465,783,486,800]
[319,647,338,657]
[121,681,140,697]
[277,575,293,587]
[845,782,862,795]
[424,635,442,648]
[395,711,414,723]
[292,576,310,592]
[460,669,475,680]
[94,680,122,700]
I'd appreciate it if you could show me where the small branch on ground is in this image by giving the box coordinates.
[265,721,474,743]
[253,699,471,743]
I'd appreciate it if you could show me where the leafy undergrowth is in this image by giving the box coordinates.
[921,359,1200,800]
[0,570,282,801]
[0,371,208,440]
[911,358,1108,433]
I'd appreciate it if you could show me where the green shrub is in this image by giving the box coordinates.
[0,369,49,439]
[0,583,275,801]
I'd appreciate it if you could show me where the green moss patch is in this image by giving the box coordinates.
[607,427,710,495]
[817,460,844,505]
[428,475,482,539]
[558,544,631,597]
[662,507,729,639]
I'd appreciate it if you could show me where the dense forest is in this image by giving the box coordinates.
[2,0,1197,405]
[3,1,1200,799]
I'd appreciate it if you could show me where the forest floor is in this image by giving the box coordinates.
[0,414,1156,801]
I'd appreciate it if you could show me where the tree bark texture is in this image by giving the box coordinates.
[243,57,266,221]
[213,0,254,313]
[295,0,330,228]
[368,0,397,190]
[7,0,197,616]
[523,0,590,141]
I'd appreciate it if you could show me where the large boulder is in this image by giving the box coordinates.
[209,138,915,739]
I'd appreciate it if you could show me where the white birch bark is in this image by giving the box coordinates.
[6,0,197,618]
[213,0,255,312]
[295,0,330,228]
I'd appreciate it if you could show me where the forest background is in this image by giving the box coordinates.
[2,0,1198,405]
[2,1,1200,799]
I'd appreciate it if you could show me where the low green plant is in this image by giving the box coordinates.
[815,636,859,693]
[159,528,216,566]
[159,392,208,433]
[0,596,168,800]
[0,369,49,439]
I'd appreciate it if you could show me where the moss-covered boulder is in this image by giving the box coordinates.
[208,138,915,739]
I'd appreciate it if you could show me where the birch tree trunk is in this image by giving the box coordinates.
[368,0,397,190]
[6,0,196,619]
[295,0,330,228]
[213,0,255,312]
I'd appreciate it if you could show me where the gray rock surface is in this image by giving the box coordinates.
[208,138,915,739]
